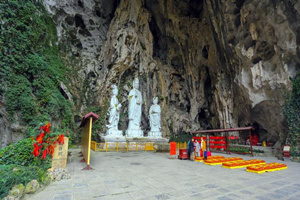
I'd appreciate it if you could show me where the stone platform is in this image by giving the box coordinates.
[98,135,169,152]
[28,149,300,200]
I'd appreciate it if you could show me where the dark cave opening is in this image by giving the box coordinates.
[204,68,212,103]
[74,14,91,36]
[65,16,74,26]
[148,17,167,61]
[78,1,83,8]
[58,86,69,100]
[202,46,209,59]
[75,14,85,29]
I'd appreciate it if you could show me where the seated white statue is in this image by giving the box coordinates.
[106,84,122,136]
[126,78,143,137]
[148,97,162,138]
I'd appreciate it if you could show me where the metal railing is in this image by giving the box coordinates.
[90,141,155,152]
[176,142,187,150]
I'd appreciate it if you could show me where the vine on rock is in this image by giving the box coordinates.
[0,0,74,131]
[285,75,300,156]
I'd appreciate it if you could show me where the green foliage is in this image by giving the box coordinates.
[169,132,192,142]
[285,75,300,155]
[290,146,300,157]
[253,149,265,153]
[127,81,132,88]
[0,0,74,130]
[87,100,109,142]
[0,138,51,199]
[0,138,51,168]
[229,147,250,153]
[229,147,264,154]
[0,164,49,199]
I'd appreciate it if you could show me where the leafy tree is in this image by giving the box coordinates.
[285,75,300,156]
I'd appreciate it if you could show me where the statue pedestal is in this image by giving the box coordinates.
[102,135,126,142]
[106,129,123,136]
[97,135,169,151]
[126,129,144,137]
[148,131,162,138]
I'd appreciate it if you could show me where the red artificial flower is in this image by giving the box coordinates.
[42,149,47,160]
[49,144,55,156]
[40,122,51,134]
[36,133,45,144]
[58,134,64,145]
[31,143,40,157]
[67,130,69,136]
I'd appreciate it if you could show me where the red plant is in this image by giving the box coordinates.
[31,122,65,160]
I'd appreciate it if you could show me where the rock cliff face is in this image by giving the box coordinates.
[38,0,300,151]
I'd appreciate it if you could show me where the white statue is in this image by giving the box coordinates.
[106,85,122,136]
[126,78,143,137]
[148,97,162,138]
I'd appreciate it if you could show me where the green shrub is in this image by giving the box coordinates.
[169,132,192,142]
[253,149,265,154]
[0,138,51,168]
[230,147,264,154]
[229,147,250,153]
[0,138,51,199]
[0,164,49,199]
[87,102,109,142]
[285,75,300,153]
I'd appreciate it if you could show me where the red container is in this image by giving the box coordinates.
[170,142,177,156]
[179,149,188,160]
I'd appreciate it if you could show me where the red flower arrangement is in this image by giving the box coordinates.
[246,163,287,173]
[31,122,65,160]
[222,159,266,168]
[204,157,243,165]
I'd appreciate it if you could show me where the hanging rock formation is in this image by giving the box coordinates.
[42,0,299,145]
[1,0,299,154]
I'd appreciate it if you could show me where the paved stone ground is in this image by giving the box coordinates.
[28,149,300,200]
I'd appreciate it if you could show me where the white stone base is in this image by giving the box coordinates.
[148,131,162,138]
[126,129,144,137]
[102,135,126,142]
[106,129,123,136]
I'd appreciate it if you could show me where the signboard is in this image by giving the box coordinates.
[79,112,99,170]
[52,137,69,169]
[283,146,290,151]
[283,145,290,157]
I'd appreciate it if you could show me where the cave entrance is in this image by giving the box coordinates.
[191,126,255,156]
[252,122,269,146]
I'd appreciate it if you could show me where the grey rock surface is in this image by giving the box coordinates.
[42,0,299,147]
[7,184,25,200]
[25,180,39,194]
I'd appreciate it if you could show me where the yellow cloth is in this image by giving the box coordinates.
[201,140,206,151]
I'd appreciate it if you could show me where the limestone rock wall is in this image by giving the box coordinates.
[205,0,299,152]
[42,0,119,115]
[41,0,299,148]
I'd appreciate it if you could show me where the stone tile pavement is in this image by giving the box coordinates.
[28,149,300,200]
